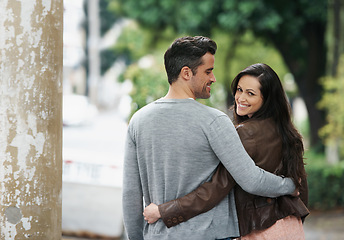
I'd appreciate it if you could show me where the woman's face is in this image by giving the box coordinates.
[235,75,263,118]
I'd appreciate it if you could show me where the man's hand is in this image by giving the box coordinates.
[291,187,300,197]
[143,203,161,224]
[291,178,301,197]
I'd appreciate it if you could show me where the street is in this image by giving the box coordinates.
[62,108,127,239]
[62,208,344,240]
[303,209,344,240]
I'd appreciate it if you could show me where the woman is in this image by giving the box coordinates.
[143,63,309,239]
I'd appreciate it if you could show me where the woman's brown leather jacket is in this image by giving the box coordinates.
[158,118,309,236]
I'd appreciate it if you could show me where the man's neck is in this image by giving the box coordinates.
[164,83,195,99]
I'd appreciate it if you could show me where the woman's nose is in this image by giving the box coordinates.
[238,94,246,102]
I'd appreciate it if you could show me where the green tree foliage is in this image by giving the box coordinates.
[100,20,151,75]
[318,56,344,158]
[305,150,344,209]
[112,0,328,149]
[83,0,121,81]
[98,0,121,75]
[113,22,172,117]
[99,0,120,36]
[111,22,153,63]
[121,57,169,118]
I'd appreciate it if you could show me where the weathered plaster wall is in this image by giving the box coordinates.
[0,0,63,239]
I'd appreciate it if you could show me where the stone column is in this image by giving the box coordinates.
[0,0,63,239]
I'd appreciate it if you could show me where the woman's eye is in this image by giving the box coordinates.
[248,92,255,96]
[237,88,242,92]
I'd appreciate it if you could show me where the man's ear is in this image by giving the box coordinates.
[180,66,192,80]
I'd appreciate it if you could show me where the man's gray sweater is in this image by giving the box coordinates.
[123,98,295,240]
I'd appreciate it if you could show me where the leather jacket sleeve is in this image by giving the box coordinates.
[299,176,309,222]
[158,119,309,228]
[158,122,256,228]
[299,175,308,207]
[158,163,236,228]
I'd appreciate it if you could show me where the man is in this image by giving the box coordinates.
[122,36,296,240]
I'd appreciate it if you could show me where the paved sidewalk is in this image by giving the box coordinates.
[63,209,344,240]
[304,209,344,240]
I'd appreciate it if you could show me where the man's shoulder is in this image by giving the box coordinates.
[128,101,156,122]
[192,101,228,117]
[130,99,227,121]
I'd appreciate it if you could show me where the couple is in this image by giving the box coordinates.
[123,36,309,240]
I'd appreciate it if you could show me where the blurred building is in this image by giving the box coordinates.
[63,0,86,96]
[63,0,131,117]
[62,1,130,238]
